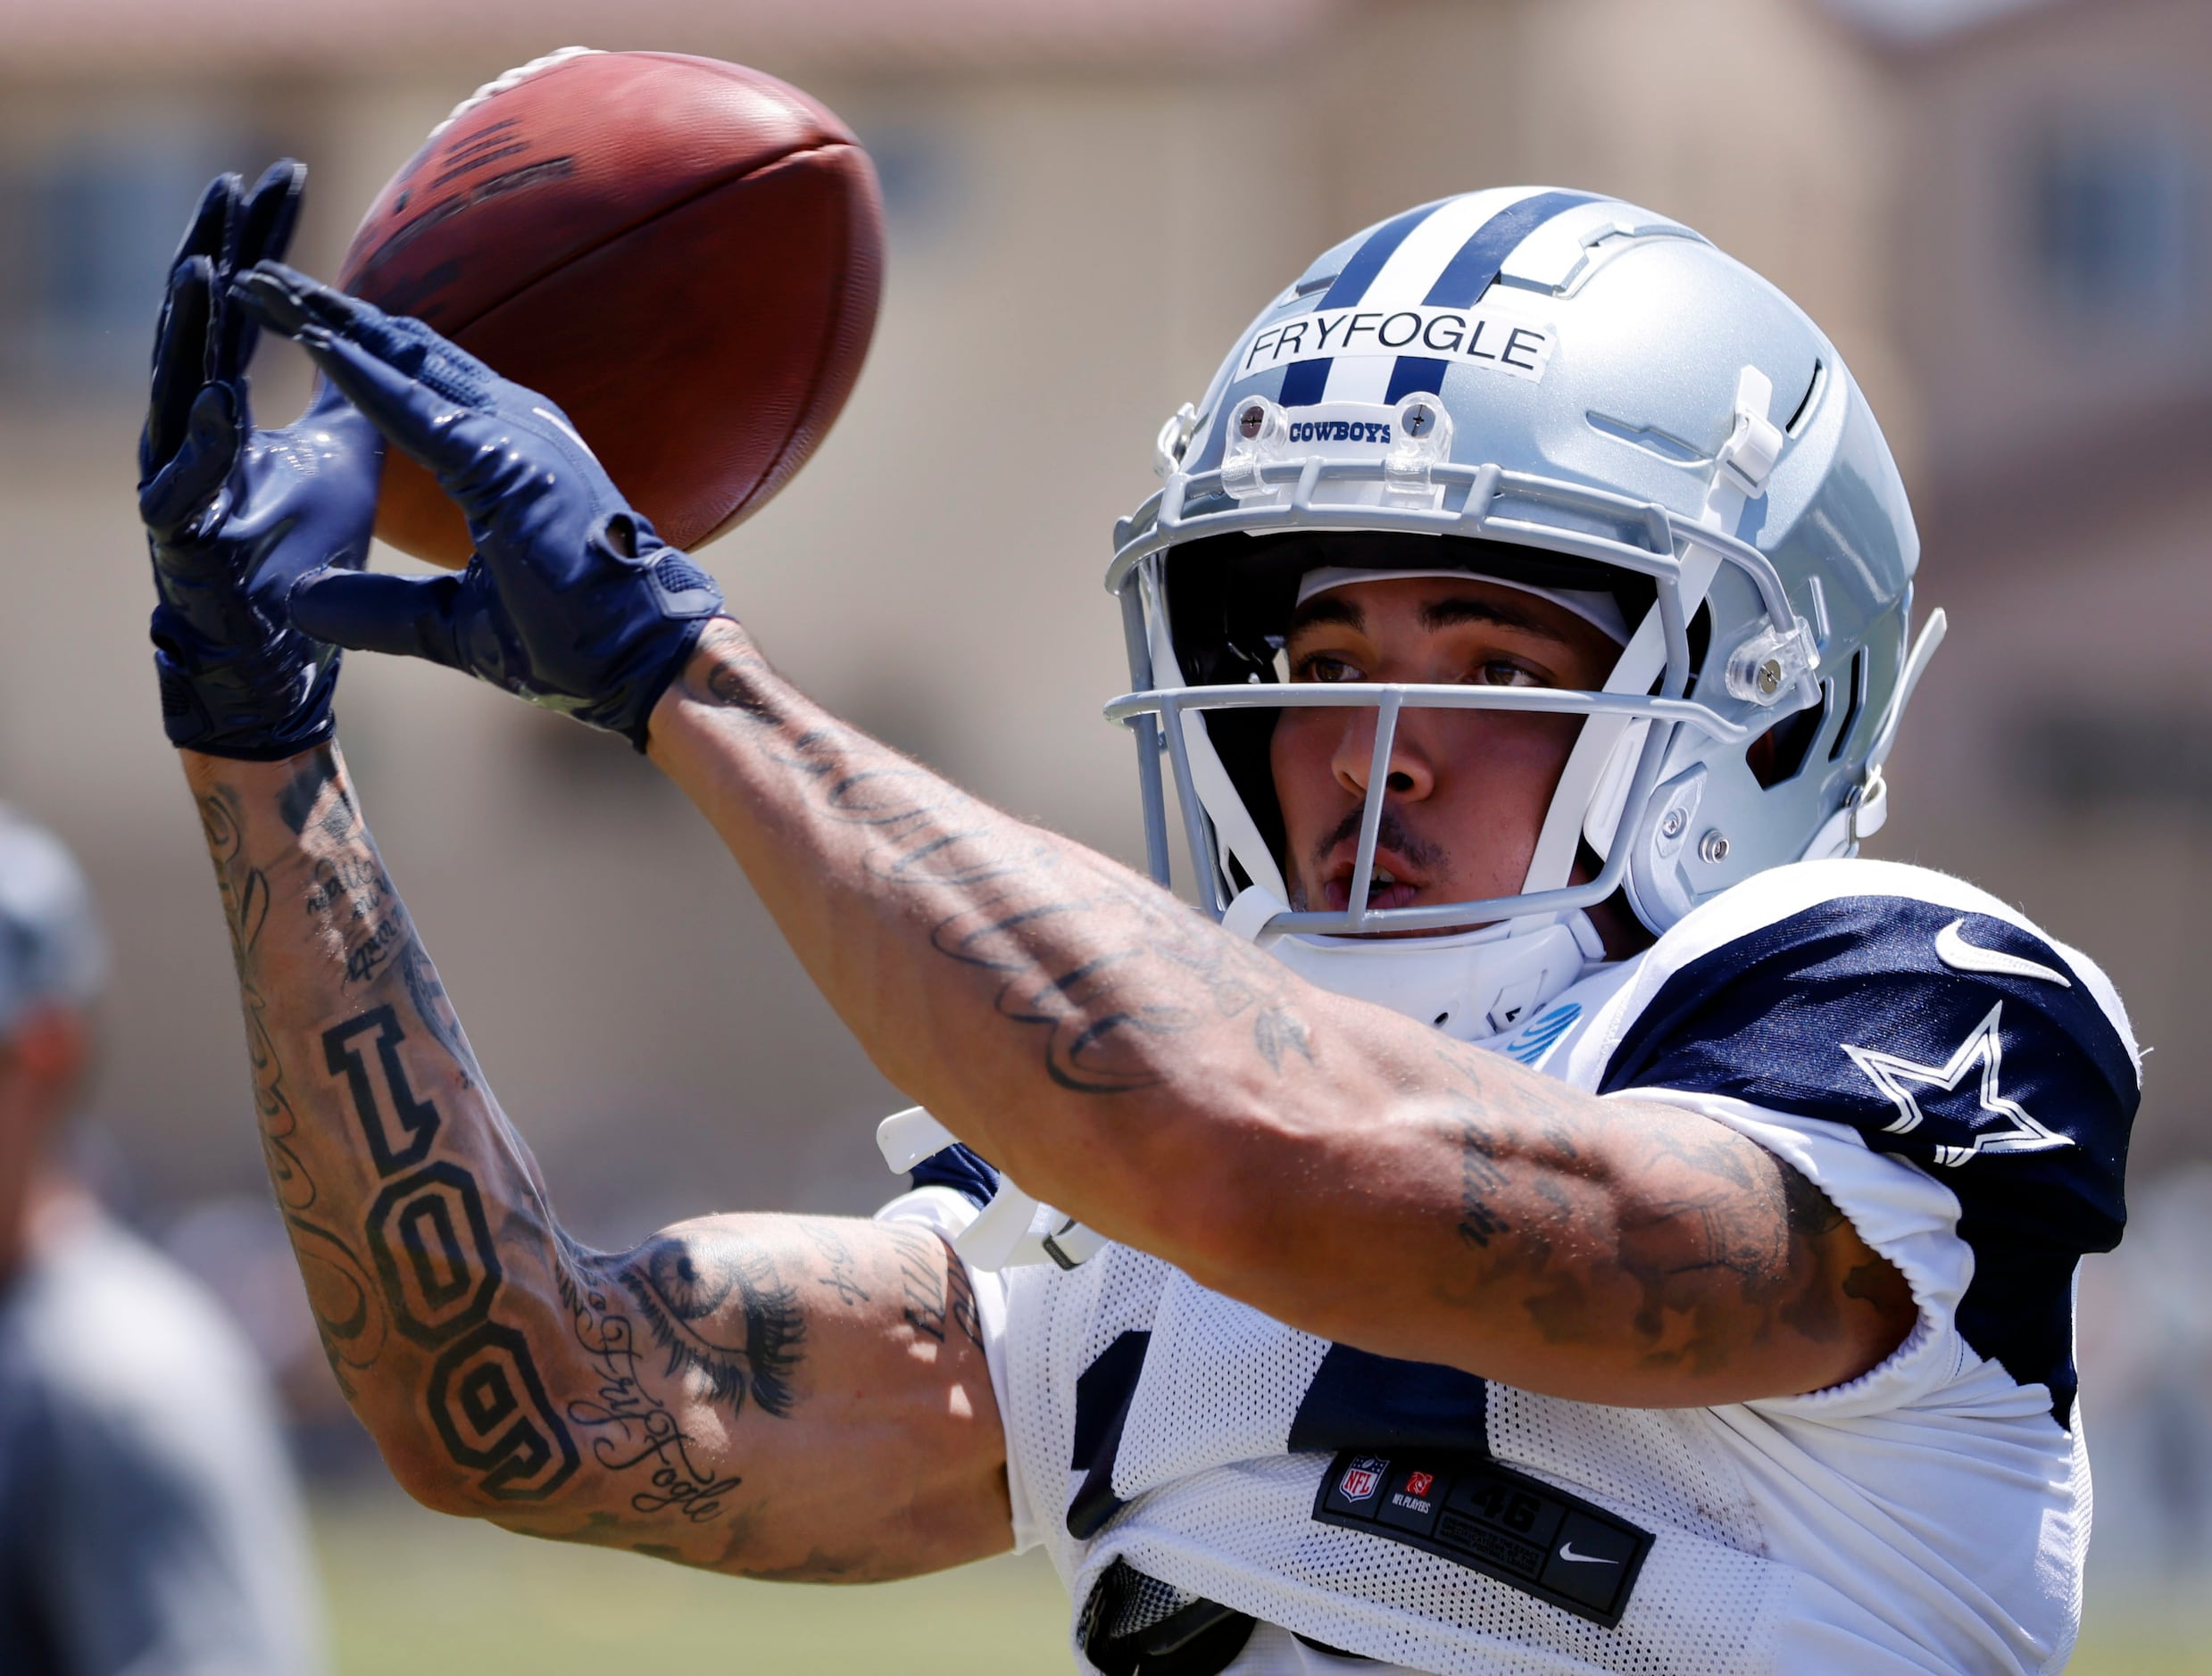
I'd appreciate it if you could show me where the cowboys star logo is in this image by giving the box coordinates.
[1842,1001,2070,1167]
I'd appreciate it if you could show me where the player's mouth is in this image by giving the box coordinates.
[1319,850,1427,914]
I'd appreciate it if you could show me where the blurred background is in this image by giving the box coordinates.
[0,0,2208,1668]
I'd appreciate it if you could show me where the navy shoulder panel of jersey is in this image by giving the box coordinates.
[1600,891,2138,1426]
[911,1142,999,1209]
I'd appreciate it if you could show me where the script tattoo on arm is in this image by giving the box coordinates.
[883,1223,983,1353]
[659,626,1914,1406]
[557,1242,744,1526]
[801,1219,871,1307]
[685,632,1318,1107]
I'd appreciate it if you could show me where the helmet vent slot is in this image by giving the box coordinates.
[1785,360,1826,436]
[1829,648,1870,762]
[1584,410,1707,466]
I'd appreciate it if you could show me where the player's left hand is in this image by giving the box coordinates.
[140,162,384,760]
[231,261,725,751]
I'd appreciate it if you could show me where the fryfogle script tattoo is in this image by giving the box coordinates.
[559,1246,744,1525]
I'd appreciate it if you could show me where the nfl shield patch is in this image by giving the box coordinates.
[1339,1457,1386,1502]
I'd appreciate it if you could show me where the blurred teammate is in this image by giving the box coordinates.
[140,162,2135,1674]
[0,808,324,1674]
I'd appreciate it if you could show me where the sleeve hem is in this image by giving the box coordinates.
[874,1187,1043,1552]
[1607,1087,1974,1416]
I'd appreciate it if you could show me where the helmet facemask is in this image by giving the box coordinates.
[1157,530,1662,932]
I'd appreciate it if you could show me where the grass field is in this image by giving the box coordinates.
[313,1486,2212,1673]
[313,1486,1072,1674]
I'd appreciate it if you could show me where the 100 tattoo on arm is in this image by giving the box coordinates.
[187,750,828,1541]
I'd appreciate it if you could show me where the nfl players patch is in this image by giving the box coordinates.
[1314,1448,1653,1627]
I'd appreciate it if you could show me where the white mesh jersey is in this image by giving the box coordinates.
[879,860,2141,1675]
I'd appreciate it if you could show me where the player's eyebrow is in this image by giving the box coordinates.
[1286,595,1364,635]
[1420,594,1572,643]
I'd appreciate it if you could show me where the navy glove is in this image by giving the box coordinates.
[231,261,725,751]
[139,163,383,759]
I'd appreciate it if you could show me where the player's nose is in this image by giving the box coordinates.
[1331,703,1436,803]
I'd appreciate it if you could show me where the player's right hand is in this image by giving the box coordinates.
[232,261,725,752]
[140,163,383,760]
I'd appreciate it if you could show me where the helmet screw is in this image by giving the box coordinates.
[1659,809,1686,840]
[1699,830,1731,864]
[1405,403,1433,436]
[1238,403,1265,438]
[1756,657,1784,696]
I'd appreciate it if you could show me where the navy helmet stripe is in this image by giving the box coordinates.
[1383,355,1448,405]
[1383,189,1600,406]
[1277,200,1443,409]
[1275,358,1335,410]
[1422,189,1600,308]
[1316,201,1444,309]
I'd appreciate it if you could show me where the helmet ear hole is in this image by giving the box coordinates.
[1828,649,1870,762]
[1747,680,1833,790]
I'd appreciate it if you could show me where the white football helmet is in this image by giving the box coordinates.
[1105,186,1944,1041]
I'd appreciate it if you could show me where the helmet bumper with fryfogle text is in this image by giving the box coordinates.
[1105,186,1938,950]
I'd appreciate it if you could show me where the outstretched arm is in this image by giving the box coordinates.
[644,626,1914,1407]
[185,743,1009,1575]
[139,171,1003,1575]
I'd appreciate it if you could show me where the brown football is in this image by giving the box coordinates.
[337,48,884,567]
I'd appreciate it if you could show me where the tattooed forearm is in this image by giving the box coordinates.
[327,987,578,1498]
[399,936,477,1085]
[659,627,1917,1406]
[678,625,1318,1107]
[195,751,581,1504]
[200,784,318,1212]
[183,741,1011,1575]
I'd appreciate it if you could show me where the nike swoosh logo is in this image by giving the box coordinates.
[1555,1542,1617,1566]
[1934,919,2071,988]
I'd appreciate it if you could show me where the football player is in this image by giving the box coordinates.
[141,165,2136,1673]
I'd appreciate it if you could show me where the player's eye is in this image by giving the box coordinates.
[1468,658,1545,688]
[1292,651,1365,684]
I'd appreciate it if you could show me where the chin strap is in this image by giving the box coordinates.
[1259,909,1603,1040]
[877,1106,1106,1273]
[1801,607,1947,861]
[1222,884,1290,945]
